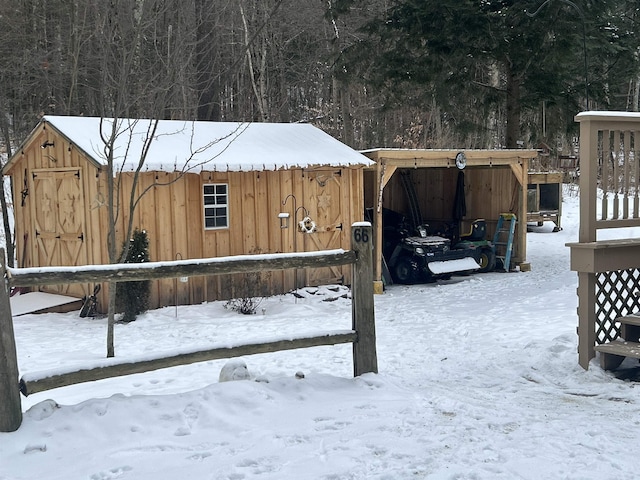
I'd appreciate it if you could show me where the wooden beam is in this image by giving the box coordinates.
[363,149,539,169]
[380,164,397,189]
[567,238,640,273]
[7,250,357,287]
[576,117,600,243]
[0,251,22,432]
[518,157,528,265]
[577,271,597,370]
[373,162,392,283]
[20,331,358,396]
[510,162,526,186]
[373,162,397,283]
[574,112,640,132]
[350,223,378,375]
[528,172,563,185]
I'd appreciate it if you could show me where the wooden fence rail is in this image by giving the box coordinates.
[20,331,358,396]
[0,223,377,432]
[5,250,357,286]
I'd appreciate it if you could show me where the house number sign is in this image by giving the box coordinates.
[352,227,370,244]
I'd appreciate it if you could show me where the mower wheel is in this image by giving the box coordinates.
[393,257,419,284]
[478,247,496,273]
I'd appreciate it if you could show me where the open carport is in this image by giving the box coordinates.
[362,149,539,290]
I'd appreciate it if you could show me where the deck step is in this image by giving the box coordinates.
[614,314,640,343]
[594,339,640,370]
[616,314,640,327]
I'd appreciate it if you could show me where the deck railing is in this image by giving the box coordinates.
[568,112,640,369]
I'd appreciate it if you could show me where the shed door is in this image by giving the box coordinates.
[304,169,346,286]
[30,168,88,296]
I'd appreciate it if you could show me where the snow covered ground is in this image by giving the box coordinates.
[2,187,640,480]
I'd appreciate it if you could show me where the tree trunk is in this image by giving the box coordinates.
[0,116,14,267]
[505,64,521,149]
[107,282,116,358]
[106,136,117,358]
[240,1,269,122]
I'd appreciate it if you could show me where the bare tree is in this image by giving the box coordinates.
[89,0,197,356]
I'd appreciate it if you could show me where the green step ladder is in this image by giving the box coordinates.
[493,213,517,272]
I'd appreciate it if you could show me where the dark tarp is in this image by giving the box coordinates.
[453,170,466,220]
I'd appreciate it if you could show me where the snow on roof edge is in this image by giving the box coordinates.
[40,116,374,173]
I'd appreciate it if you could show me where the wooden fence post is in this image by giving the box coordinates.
[351,222,378,376]
[0,249,22,431]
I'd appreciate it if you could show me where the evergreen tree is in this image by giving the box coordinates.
[116,229,151,323]
[335,0,639,147]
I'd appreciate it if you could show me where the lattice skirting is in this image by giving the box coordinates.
[596,269,640,344]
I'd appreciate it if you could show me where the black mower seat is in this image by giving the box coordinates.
[460,219,486,241]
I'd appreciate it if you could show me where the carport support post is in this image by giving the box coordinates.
[0,249,22,431]
[350,222,378,376]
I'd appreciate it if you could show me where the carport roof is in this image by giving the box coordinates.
[361,148,539,169]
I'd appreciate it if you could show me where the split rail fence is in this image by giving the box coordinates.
[0,223,377,432]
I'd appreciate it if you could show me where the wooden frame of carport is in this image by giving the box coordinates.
[362,149,539,290]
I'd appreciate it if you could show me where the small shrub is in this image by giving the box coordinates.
[224,248,271,315]
[116,228,151,322]
[224,294,264,315]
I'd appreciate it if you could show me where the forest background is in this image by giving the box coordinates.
[0,0,637,155]
[0,0,637,344]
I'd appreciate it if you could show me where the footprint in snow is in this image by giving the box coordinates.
[174,426,191,436]
[313,417,352,431]
[89,465,133,480]
[23,443,47,454]
[187,451,213,461]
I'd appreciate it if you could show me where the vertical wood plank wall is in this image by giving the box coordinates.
[9,123,104,297]
[110,168,363,309]
[366,166,524,263]
[7,126,366,312]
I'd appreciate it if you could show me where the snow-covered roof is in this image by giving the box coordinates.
[39,116,373,173]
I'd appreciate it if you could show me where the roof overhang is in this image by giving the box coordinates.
[361,148,538,188]
[361,148,538,168]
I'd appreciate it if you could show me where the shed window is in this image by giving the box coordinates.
[203,184,228,229]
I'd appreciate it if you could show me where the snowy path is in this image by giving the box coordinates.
[3,194,640,479]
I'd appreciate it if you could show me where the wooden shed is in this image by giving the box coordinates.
[361,149,539,288]
[527,171,563,231]
[3,116,373,312]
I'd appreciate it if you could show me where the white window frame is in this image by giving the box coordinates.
[203,183,229,230]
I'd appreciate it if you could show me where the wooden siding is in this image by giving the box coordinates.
[9,124,102,299]
[366,166,524,260]
[108,168,363,310]
[8,124,366,312]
